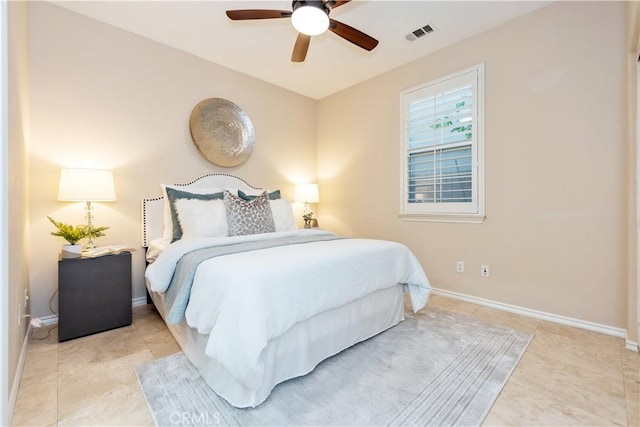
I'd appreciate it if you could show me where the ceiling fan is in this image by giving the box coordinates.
[226,0,379,63]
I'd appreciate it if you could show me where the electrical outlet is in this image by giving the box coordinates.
[481,265,490,278]
[456,261,465,273]
[24,289,29,308]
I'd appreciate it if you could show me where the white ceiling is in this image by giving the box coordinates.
[52,1,550,100]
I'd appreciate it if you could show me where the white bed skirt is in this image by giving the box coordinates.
[148,283,406,408]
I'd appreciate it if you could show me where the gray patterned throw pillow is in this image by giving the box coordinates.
[224,190,276,236]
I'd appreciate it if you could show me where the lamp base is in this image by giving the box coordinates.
[84,201,96,250]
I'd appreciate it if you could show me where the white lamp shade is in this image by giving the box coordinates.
[294,183,319,203]
[291,5,329,36]
[58,169,116,202]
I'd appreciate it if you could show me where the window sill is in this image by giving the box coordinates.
[399,213,485,224]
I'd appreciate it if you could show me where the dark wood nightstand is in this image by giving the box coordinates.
[58,252,132,341]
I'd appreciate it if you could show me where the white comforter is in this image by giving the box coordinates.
[145,229,431,391]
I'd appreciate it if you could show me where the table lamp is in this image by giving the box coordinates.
[294,183,319,228]
[58,168,116,249]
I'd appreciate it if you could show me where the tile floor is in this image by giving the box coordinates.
[10,294,640,426]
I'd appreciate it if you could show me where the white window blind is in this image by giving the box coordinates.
[401,64,484,221]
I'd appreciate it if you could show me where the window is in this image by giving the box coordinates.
[400,64,484,222]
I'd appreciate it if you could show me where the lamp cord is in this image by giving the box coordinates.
[49,288,58,316]
[29,289,59,341]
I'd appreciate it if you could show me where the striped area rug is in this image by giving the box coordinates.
[135,307,532,426]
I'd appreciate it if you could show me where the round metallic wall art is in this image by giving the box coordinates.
[189,98,255,167]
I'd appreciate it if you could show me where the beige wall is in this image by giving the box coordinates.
[27,2,317,318]
[318,2,628,329]
[23,1,637,339]
[627,1,640,344]
[7,0,30,405]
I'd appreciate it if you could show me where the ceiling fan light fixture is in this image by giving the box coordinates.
[291,4,329,36]
[226,0,379,63]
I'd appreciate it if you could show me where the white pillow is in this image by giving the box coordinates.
[270,199,297,232]
[145,238,171,264]
[160,184,223,240]
[174,198,228,239]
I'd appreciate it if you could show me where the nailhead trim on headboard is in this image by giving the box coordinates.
[141,196,163,248]
[168,173,261,189]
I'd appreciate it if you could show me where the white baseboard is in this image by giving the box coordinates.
[38,296,150,326]
[625,339,639,352]
[8,323,31,425]
[132,296,148,307]
[39,314,58,326]
[35,290,640,345]
[431,287,630,341]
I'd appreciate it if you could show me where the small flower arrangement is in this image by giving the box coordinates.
[47,216,109,245]
[302,211,314,228]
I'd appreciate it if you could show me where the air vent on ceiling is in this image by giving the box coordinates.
[405,24,436,42]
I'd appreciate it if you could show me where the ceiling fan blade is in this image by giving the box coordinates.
[329,19,378,51]
[324,0,351,9]
[292,33,311,62]
[226,10,292,20]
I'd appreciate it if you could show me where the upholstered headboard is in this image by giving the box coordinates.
[141,173,262,247]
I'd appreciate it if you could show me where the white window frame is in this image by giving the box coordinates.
[400,64,485,223]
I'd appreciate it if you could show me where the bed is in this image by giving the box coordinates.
[142,173,431,408]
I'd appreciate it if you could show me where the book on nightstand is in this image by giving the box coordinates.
[82,245,136,258]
